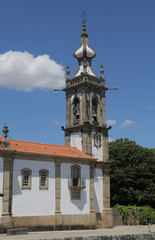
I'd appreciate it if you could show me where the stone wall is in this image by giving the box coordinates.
[63,235,155,240]
[113,209,141,226]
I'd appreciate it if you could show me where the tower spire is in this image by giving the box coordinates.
[73,15,97,78]
[82,11,86,26]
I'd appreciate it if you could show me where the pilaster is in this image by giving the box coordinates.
[65,131,70,146]
[89,164,96,229]
[66,93,71,128]
[55,161,62,230]
[2,156,14,216]
[81,89,89,123]
[102,130,109,162]
[1,155,14,229]
[100,91,106,126]
[55,161,61,214]
[102,167,113,228]
[82,127,92,156]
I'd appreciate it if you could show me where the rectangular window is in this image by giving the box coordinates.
[23,171,29,186]
[39,170,48,189]
[21,169,31,189]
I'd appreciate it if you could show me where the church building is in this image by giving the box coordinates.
[0,22,114,231]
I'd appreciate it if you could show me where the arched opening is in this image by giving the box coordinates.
[92,96,98,122]
[71,165,81,187]
[73,96,80,125]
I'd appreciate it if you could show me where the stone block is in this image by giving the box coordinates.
[7,228,28,235]
[102,208,113,228]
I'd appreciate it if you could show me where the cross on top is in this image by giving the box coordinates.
[82,11,86,25]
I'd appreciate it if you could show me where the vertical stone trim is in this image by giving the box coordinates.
[102,167,110,208]
[66,93,71,128]
[55,161,63,230]
[55,161,61,214]
[2,156,14,217]
[82,127,92,156]
[89,164,96,229]
[102,166,113,228]
[81,90,89,123]
[89,164,95,213]
[100,91,106,126]
[65,131,71,146]
[102,130,109,162]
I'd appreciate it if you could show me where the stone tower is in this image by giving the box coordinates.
[64,23,112,162]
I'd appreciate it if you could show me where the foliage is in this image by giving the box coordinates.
[109,138,155,207]
[113,204,155,225]
[139,206,155,225]
[113,204,138,223]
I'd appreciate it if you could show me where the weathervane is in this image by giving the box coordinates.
[82,11,86,25]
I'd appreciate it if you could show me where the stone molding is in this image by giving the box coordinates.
[89,164,95,213]
[0,151,97,165]
[55,161,61,214]
[2,156,14,217]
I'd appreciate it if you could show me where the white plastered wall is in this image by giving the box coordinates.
[12,159,55,216]
[0,157,3,215]
[71,132,82,151]
[61,163,90,214]
[92,132,103,161]
[94,168,103,213]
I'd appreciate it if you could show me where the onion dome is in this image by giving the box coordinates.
[73,23,98,78]
[73,25,96,59]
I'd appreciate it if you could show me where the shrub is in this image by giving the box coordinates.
[113,205,155,225]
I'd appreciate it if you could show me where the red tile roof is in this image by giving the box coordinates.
[0,139,96,160]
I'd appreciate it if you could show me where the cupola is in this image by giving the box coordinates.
[73,22,98,78]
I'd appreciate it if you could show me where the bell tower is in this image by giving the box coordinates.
[63,22,116,161]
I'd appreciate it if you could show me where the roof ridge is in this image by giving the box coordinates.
[10,139,79,150]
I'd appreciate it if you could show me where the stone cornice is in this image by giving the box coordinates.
[0,149,97,165]
[63,124,111,133]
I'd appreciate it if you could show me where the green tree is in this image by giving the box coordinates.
[109,138,155,207]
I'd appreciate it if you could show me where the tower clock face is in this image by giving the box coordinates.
[94,133,101,147]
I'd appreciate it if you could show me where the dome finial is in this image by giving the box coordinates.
[81,11,87,34]
[2,122,10,148]
[82,11,86,26]
[66,65,70,78]
[100,64,105,83]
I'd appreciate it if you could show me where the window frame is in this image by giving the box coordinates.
[91,94,99,123]
[70,165,81,200]
[72,96,80,125]
[39,169,49,190]
[21,168,32,189]
[71,165,81,187]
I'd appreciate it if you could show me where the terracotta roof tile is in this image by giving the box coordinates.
[0,139,96,160]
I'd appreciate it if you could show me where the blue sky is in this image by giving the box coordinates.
[0,0,155,148]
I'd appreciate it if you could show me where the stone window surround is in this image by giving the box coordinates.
[70,164,81,200]
[71,164,81,180]
[72,95,81,125]
[39,169,49,189]
[91,94,100,123]
[21,168,32,189]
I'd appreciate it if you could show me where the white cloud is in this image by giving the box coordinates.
[0,51,65,91]
[120,120,135,129]
[106,120,116,125]
[147,106,155,110]
[51,117,64,126]
[108,137,115,142]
